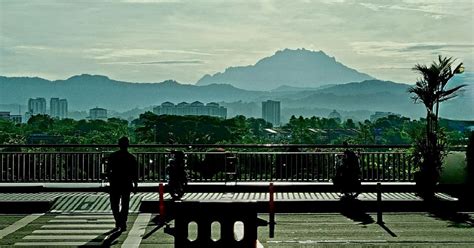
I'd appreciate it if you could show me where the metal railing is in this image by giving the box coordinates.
[0,144,415,182]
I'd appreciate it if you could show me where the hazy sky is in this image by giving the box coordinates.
[1,0,473,84]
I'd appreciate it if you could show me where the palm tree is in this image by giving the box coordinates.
[408,55,466,198]
[409,56,465,135]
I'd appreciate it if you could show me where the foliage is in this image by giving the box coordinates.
[408,56,466,198]
[0,115,130,145]
[467,132,474,185]
[411,128,448,198]
[0,113,470,146]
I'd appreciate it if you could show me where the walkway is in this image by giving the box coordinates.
[2,212,474,247]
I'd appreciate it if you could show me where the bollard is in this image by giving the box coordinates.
[376,182,383,224]
[159,182,165,222]
[269,182,275,238]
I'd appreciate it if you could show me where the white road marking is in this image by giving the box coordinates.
[49,219,115,223]
[42,224,115,228]
[267,240,388,244]
[15,241,102,246]
[23,235,100,240]
[121,213,152,248]
[0,214,43,239]
[15,213,116,247]
[33,229,110,234]
[55,215,114,219]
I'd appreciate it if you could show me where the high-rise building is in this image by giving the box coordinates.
[262,100,280,126]
[27,98,47,115]
[50,98,68,119]
[89,107,107,120]
[153,101,227,118]
[59,99,68,119]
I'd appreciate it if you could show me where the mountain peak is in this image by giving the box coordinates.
[196,48,374,91]
[159,79,181,86]
[66,74,110,81]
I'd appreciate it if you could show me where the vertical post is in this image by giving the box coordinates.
[159,182,165,222]
[269,182,275,238]
[377,182,383,224]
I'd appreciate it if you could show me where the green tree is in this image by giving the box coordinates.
[408,56,466,198]
[343,119,356,129]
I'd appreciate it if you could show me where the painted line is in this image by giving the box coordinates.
[55,215,114,219]
[0,214,43,239]
[49,219,115,223]
[33,229,110,234]
[267,240,388,244]
[23,235,99,240]
[121,213,152,248]
[15,242,102,246]
[42,224,115,228]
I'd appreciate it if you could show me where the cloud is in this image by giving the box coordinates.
[358,0,472,18]
[351,41,474,57]
[121,0,180,3]
[401,44,474,52]
[320,0,345,4]
[102,60,204,65]
[86,48,214,60]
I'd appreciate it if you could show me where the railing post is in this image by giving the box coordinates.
[159,182,166,222]
[269,182,275,238]
[377,182,383,224]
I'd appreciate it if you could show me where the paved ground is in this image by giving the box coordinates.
[1,213,474,247]
[0,192,469,247]
[0,192,456,213]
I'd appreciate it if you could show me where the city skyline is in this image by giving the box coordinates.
[1,0,473,84]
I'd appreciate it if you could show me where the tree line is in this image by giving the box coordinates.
[0,112,470,146]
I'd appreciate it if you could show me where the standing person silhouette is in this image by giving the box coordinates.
[106,137,138,231]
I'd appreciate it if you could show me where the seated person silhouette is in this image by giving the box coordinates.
[334,141,361,199]
[106,137,138,231]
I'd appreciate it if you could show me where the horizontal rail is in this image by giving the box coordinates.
[0,144,413,148]
[1,150,416,183]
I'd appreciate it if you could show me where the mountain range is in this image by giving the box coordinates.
[197,48,374,90]
[1,49,472,121]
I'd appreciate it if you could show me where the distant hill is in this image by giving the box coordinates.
[438,72,474,120]
[0,74,265,111]
[1,73,471,121]
[317,80,410,95]
[271,79,422,119]
[196,48,374,90]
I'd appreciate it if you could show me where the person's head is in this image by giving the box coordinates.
[118,136,130,150]
[342,141,349,147]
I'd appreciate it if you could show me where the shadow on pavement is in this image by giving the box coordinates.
[428,204,474,228]
[340,198,375,225]
[339,197,398,237]
[143,215,171,240]
[378,223,397,237]
[79,228,122,248]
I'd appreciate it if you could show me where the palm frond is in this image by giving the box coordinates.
[438,84,467,102]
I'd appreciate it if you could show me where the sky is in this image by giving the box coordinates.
[0,0,473,84]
